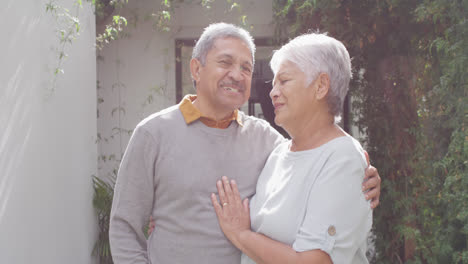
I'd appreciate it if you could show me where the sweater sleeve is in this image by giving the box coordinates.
[109,125,156,264]
[261,119,287,151]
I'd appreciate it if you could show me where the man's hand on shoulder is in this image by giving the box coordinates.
[362,151,381,209]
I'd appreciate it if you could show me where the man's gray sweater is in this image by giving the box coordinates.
[109,104,284,264]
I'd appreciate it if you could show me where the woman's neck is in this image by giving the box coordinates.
[287,113,345,152]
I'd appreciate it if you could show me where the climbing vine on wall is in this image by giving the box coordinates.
[45,0,84,91]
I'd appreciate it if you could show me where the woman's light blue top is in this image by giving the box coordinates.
[242,136,372,264]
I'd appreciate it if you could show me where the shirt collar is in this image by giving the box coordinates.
[179,94,243,127]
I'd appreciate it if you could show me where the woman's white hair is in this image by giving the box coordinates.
[270,33,352,122]
[192,22,256,66]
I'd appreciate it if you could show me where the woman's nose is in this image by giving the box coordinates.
[270,83,280,99]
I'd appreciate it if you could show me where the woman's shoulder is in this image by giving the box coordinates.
[270,140,291,154]
[324,135,367,169]
[326,135,364,155]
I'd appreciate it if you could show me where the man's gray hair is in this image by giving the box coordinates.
[270,33,352,122]
[192,22,256,66]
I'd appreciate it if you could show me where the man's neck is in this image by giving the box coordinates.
[192,98,235,121]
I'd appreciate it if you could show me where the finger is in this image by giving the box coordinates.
[243,198,250,214]
[363,165,379,181]
[211,193,223,216]
[364,150,370,167]
[230,179,242,204]
[217,180,228,205]
[370,198,380,209]
[222,176,234,203]
[362,171,380,191]
[364,187,380,201]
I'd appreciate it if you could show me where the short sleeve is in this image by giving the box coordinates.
[292,149,372,263]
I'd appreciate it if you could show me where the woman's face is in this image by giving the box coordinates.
[270,60,315,129]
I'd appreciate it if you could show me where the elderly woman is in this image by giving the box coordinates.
[211,33,372,264]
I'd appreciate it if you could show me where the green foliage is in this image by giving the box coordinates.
[413,1,468,262]
[45,0,84,91]
[273,0,467,262]
[95,14,127,50]
[92,175,115,264]
[94,0,129,49]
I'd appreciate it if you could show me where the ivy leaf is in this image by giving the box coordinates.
[111,107,126,117]
[162,11,170,20]
[54,68,64,75]
[231,2,239,11]
[113,15,121,24]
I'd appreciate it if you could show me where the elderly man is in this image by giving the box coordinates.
[109,23,381,264]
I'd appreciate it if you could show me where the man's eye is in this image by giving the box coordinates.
[220,60,231,65]
[242,66,252,73]
[280,79,289,84]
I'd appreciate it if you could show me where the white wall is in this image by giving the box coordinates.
[0,0,97,263]
[96,0,275,178]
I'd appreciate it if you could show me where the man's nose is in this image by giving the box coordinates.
[228,66,244,81]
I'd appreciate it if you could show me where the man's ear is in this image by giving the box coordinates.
[190,58,202,83]
[315,73,330,100]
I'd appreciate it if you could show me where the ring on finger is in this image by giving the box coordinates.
[222,202,228,207]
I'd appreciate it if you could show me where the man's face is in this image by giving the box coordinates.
[192,37,253,113]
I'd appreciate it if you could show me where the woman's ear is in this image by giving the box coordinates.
[190,58,202,83]
[315,73,330,100]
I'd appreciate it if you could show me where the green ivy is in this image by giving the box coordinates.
[92,175,115,264]
[45,0,84,91]
[272,0,467,262]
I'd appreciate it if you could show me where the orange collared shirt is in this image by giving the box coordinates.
[179,94,243,129]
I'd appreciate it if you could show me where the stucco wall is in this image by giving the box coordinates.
[0,0,97,263]
[96,0,275,178]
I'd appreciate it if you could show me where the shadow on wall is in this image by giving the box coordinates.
[0,0,43,225]
[0,63,34,226]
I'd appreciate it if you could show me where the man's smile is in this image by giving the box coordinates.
[220,81,244,94]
